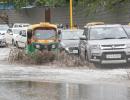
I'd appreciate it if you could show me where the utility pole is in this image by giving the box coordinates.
[45,6,51,22]
[70,0,73,29]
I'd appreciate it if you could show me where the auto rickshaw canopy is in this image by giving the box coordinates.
[28,22,57,30]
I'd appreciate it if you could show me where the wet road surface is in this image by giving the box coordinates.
[0,81,130,100]
[0,47,130,100]
[0,47,129,84]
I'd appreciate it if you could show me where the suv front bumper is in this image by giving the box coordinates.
[89,49,130,64]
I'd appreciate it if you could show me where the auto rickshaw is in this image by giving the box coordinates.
[26,22,59,53]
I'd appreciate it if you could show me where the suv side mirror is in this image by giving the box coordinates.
[80,35,86,40]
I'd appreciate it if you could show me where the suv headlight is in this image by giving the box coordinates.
[90,45,100,50]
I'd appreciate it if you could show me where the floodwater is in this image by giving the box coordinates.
[0,81,130,100]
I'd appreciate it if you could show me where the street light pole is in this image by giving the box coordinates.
[70,0,73,29]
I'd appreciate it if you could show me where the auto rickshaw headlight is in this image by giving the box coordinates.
[52,44,56,49]
[36,44,40,49]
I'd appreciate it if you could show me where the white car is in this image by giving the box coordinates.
[12,28,27,46]
[15,28,27,48]
[0,24,9,35]
[0,25,9,47]
[13,23,30,28]
[5,28,26,46]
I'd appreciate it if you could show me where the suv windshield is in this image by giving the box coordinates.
[61,30,83,40]
[123,26,130,37]
[89,26,128,40]
[34,29,56,40]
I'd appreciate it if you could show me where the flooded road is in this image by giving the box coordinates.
[0,81,130,100]
[0,47,10,64]
[0,47,130,100]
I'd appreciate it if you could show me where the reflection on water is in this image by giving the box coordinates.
[0,81,129,100]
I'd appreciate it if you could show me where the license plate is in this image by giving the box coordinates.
[106,54,121,59]
[73,50,78,53]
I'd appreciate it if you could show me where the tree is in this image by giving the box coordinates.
[7,0,130,11]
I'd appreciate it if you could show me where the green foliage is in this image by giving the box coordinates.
[8,0,130,11]
[76,0,130,15]
[34,0,66,7]
[11,0,28,9]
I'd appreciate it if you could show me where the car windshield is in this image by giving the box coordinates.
[0,26,9,31]
[34,29,56,40]
[13,29,22,34]
[90,26,128,40]
[61,30,83,40]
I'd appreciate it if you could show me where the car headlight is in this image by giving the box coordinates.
[65,48,69,51]
[90,45,100,50]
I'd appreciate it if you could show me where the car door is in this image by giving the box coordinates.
[5,29,13,44]
[18,30,27,48]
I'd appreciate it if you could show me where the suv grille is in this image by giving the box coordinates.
[101,44,126,50]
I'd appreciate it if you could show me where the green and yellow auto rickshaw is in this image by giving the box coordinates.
[26,22,59,53]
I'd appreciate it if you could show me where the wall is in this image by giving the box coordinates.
[0,4,130,28]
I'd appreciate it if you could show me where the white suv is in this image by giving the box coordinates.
[79,24,130,65]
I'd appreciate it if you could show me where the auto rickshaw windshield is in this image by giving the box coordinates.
[34,29,56,40]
